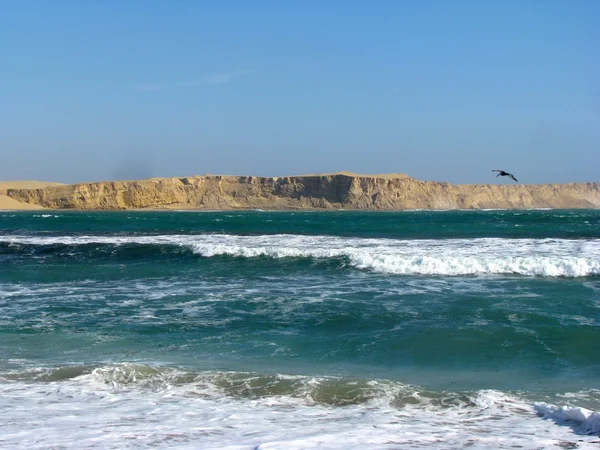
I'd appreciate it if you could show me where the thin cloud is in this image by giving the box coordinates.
[132,69,255,91]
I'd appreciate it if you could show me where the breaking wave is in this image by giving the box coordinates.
[2,234,599,277]
[1,363,599,449]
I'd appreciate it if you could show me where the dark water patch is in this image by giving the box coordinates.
[0,241,196,260]
[0,241,353,272]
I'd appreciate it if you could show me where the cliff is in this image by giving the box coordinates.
[0,181,64,210]
[3,173,599,210]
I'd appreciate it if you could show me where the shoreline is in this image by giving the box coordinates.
[1,206,593,213]
[2,174,599,211]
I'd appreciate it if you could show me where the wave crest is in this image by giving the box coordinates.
[2,234,599,277]
[535,403,600,435]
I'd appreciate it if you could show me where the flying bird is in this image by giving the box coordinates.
[492,170,518,182]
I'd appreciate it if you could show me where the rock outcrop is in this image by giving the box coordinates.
[4,173,599,210]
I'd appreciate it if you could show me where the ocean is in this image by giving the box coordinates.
[1,209,599,449]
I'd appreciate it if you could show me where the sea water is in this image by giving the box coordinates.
[1,210,599,449]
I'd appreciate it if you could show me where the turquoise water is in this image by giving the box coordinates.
[1,210,599,449]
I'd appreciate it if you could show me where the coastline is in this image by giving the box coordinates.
[1,173,599,211]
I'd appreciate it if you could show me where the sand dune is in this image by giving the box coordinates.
[0,181,64,210]
[0,181,64,190]
[294,171,410,179]
[0,195,47,210]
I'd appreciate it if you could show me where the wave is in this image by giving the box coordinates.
[4,363,600,416]
[2,234,600,277]
[1,363,599,449]
[4,363,423,406]
[535,403,600,436]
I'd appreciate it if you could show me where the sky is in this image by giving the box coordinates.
[0,0,598,184]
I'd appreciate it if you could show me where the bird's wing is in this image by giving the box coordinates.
[491,170,500,172]
[509,175,518,182]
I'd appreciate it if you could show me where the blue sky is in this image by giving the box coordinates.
[1,0,598,184]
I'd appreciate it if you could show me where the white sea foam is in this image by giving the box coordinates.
[0,365,598,449]
[2,234,599,277]
[535,403,600,435]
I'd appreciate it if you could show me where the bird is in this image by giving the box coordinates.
[492,170,518,182]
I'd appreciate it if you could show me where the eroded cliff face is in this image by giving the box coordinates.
[4,173,600,210]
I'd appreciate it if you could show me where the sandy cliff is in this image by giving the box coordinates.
[0,181,65,210]
[3,173,599,210]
